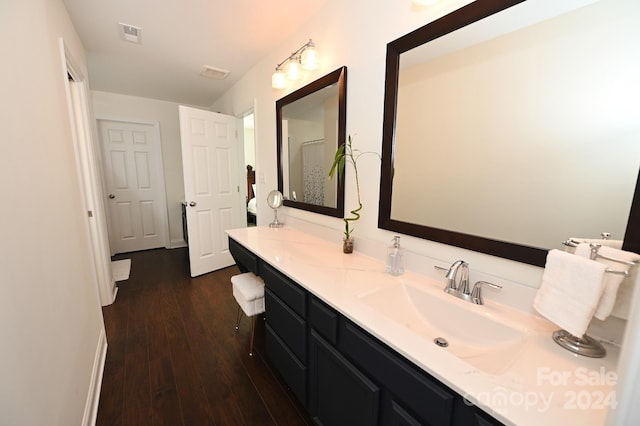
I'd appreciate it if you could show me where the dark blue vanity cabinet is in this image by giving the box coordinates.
[228,237,504,426]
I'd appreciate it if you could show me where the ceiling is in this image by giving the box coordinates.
[62,0,330,107]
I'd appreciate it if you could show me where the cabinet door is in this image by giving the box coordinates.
[309,330,380,426]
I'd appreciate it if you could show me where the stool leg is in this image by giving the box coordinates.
[235,305,243,331]
[249,315,256,356]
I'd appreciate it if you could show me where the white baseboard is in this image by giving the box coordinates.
[101,280,118,307]
[170,238,187,249]
[82,328,107,426]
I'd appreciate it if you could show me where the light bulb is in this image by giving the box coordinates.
[301,46,318,70]
[272,68,285,89]
[286,59,301,81]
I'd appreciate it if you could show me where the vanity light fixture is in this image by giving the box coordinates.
[271,39,318,89]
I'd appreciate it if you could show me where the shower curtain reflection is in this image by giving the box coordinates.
[302,139,325,205]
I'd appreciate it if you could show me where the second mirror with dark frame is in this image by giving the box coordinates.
[378,0,640,267]
[277,66,347,218]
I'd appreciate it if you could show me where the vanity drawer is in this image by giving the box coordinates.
[309,296,338,345]
[265,324,307,407]
[340,319,455,426]
[265,288,307,361]
[228,238,259,275]
[262,262,306,317]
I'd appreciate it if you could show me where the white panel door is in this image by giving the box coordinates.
[179,106,241,277]
[98,120,168,254]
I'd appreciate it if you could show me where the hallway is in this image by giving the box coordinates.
[98,248,311,425]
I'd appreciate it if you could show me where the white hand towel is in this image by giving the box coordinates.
[534,249,607,337]
[574,243,640,320]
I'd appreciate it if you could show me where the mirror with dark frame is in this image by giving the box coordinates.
[277,66,347,218]
[378,0,640,267]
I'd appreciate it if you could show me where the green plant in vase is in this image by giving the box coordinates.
[329,134,380,253]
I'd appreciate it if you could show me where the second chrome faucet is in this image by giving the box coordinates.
[436,260,502,305]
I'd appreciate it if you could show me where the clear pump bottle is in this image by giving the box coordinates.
[386,236,405,276]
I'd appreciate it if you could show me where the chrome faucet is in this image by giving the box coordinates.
[443,260,469,294]
[435,260,502,305]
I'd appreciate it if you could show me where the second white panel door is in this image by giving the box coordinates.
[99,119,168,254]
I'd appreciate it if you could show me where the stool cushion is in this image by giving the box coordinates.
[232,272,265,317]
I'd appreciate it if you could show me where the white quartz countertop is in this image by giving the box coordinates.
[227,226,619,426]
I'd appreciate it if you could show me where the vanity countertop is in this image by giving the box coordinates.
[227,226,619,426]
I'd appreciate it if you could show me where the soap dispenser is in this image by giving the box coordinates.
[386,236,405,276]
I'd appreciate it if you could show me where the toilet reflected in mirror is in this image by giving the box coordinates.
[267,190,284,228]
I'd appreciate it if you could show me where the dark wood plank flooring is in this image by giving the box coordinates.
[97,248,312,426]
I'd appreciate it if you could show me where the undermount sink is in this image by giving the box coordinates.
[358,280,531,375]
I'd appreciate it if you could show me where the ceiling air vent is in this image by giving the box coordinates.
[200,65,230,80]
[119,23,142,44]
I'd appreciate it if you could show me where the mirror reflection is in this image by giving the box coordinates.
[282,85,338,207]
[277,67,347,218]
[379,0,640,266]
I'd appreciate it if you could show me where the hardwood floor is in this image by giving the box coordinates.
[98,248,312,426]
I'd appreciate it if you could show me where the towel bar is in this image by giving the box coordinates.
[563,239,639,267]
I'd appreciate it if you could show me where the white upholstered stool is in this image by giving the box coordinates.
[231,272,265,356]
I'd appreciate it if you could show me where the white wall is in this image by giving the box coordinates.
[0,0,105,424]
[91,91,188,248]
[212,0,640,423]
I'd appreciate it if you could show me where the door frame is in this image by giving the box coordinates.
[59,38,116,308]
[239,102,258,226]
[95,116,171,255]
[230,106,255,230]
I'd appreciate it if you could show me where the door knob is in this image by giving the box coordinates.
[108,194,115,199]
[189,201,197,207]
